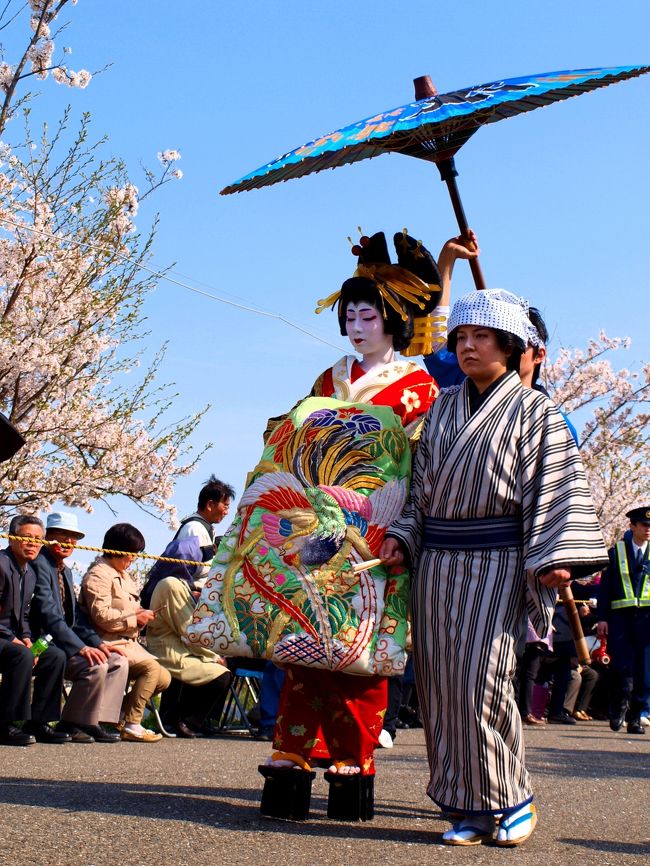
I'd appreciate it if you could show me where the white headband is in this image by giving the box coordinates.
[448,289,530,345]
[526,321,545,349]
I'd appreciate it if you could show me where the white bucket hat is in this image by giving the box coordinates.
[46,511,85,538]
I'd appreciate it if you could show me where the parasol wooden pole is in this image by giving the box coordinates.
[558,583,591,665]
[437,159,488,292]
[413,75,488,292]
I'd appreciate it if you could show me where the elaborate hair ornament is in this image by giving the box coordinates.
[316,227,443,356]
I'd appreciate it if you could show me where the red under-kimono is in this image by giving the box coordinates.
[274,355,437,773]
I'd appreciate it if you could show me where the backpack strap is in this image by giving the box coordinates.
[173,515,214,542]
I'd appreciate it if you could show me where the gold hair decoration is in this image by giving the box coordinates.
[401,314,438,357]
[315,262,440,319]
[396,228,426,260]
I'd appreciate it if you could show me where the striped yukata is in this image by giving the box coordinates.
[389,371,607,815]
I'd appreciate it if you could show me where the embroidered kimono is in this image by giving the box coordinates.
[314,355,437,439]
[187,355,437,772]
[389,372,607,812]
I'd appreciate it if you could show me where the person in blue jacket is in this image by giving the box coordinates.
[31,512,129,743]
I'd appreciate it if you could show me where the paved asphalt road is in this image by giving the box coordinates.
[1,720,648,866]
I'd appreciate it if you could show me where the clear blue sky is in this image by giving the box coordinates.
[4,0,649,570]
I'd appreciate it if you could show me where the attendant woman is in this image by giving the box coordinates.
[381,290,608,846]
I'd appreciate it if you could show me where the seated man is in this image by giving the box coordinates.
[81,523,171,743]
[146,576,231,737]
[174,476,235,588]
[0,515,69,745]
[31,512,129,743]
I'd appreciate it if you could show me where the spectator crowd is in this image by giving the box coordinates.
[0,476,236,746]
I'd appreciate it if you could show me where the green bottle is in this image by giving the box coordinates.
[31,633,53,657]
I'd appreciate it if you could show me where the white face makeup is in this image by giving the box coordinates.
[345,301,393,359]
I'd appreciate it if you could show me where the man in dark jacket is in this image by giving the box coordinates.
[0,515,69,745]
[597,505,650,734]
[31,512,129,743]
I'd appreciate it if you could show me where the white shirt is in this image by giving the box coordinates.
[176,513,214,586]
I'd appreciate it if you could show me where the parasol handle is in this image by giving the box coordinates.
[413,77,487,291]
[558,583,591,666]
[437,158,488,292]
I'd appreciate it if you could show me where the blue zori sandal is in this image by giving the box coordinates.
[495,803,537,846]
[442,814,496,846]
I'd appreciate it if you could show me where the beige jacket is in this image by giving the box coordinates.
[80,556,141,642]
[146,577,228,686]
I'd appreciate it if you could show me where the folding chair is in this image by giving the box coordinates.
[145,696,176,738]
[217,667,264,735]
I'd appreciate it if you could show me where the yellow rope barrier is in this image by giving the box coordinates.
[0,533,205,567]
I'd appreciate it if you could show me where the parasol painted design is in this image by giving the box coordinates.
[220,65,649,291]
[221,66,650,195]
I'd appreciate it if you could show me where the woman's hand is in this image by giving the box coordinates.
[135,608,156,628]
[379,537,406,568]
[539,567,572,588]
[436,229,481,307]
[438,230,480,266]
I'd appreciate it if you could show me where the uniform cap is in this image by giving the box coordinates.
[625,506,650,524]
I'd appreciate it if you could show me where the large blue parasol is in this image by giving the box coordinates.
[221,65,650,289]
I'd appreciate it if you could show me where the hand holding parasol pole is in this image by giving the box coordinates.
[558,583,591,665]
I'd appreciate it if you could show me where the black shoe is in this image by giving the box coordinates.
[609,716,625,732]
[56,721,95,743]
[78,724,121,743]
[23,722,71,743]
[0,724,36,746]
[627,721,646,735]
[398,707,423,728]
[174,721,201,739]
[255,726,275,742]
[186,719,218,737]
[547,712,577,726]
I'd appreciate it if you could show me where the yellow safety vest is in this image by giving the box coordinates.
[611,542,650,609]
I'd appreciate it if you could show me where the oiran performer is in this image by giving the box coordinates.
[187,229,473,821]
[381,289,608,846]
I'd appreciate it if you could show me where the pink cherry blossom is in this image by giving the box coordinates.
[0,1,94,136]
[0,112,201,522]
[544,332,649,545]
